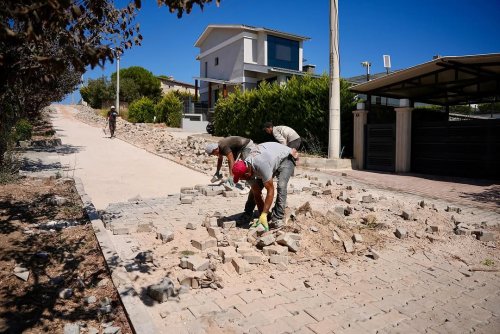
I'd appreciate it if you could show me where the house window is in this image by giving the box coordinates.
[204,62,208,77]
[267,35,299,70]
[214,57,219,66]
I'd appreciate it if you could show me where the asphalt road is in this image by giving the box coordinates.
[51,105,209,210]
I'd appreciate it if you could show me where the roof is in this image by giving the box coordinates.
[157,77,195,88]
[350,53,500,106]
[195,24,310,47]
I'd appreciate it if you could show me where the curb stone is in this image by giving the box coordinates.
[73,177,159,334]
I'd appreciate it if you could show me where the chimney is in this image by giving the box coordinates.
[302,64,316,74]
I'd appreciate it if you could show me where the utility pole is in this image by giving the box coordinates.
[328,0,341,159]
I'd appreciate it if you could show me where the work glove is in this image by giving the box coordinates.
[251,212,269,231]
[210,172,223,183]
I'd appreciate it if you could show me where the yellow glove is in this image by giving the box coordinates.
[252,213,269,231]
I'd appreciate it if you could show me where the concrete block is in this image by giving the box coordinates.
[207,227,222,239]
[113,227,130,235]
[232,258,251,274]
[395,228,408,239]
[312,190,321,196]
[136,223,153,233]
[64,323,80,334]
[322,189,332,195]
[186,255,209,271]
[346,198,359,205]
[236,247,254,255]
[362,195,375,203]
[181,196,194,204]
[478,231,495,242]
[257,234,276,247]
[223,191,237,197]
[235,241,252,249]
[302,187,311,192]
[180,186,194,194]
[269,254,289,265]
[343,239,355,253]
[352,233,363,243]
[446,205,462,213]
[191,238,217,251]
[157,229,174,243]
[334,206,345,216]
[262,245,288,256]
[205,217,219,228]
[243,252,264,264]
[402,210,413,220]
[218,248,241,264]
[276,233,300,252]
[186,222,197,230]
[147,278,175,303]
[332,231,342,243]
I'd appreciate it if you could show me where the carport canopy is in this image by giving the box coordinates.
[350,53,500,106]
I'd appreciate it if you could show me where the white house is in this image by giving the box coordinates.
[194,24,315,108]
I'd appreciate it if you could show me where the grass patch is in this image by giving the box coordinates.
[482,259,495,267]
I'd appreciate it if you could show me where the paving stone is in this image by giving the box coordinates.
[346,198,359,205]
[136,223,153,233]
[395,228,408,239]
[64,323,80,334]
[185,222,197,230]
[232,258,251,274]
[362,194,375,203]
[343,239,355,253]
[191,237,217,251]
[262,245,288,256]
[276,233,300,252]
[218,248,241,264]
[187,301,221,318]
[147,278,175,303]
[270,254,289,265]
[352,233,363,243]
[257,234,276,247]
[446,205,462,213]
[112,227,130,235]
[243,252,264,264]
[402,210,413,220]
[157,229,174,243]
[180,196,193,204]
[222,191,237,197]
[185,255,209,271]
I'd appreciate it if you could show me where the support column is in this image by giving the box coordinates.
[395,99,413,173]
[352,104,368,170]
[208,83,212,107]
[194,79,198,102]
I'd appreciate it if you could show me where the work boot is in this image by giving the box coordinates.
[269,218,284,229]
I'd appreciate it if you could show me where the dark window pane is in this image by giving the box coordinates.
[267,35,299,70]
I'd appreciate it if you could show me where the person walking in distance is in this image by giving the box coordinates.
[263,122,301,150]
[107,106,118,138]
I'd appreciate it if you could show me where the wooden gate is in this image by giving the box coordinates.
[412,119,500,179]
[365,124,395,172]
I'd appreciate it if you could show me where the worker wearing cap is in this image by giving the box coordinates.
[232,142,299,231]
[263,122,301,150]
[205,136,254,186]
[106,105,118,138]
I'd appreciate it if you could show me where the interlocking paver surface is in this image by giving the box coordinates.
[51,105,499,333]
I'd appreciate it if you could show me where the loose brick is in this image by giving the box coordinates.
[222,191,237,198]
[218,248,241,264]
[191,237,217,251]
[262,245,288,256]
[343,239,355,253]
[157,229,174,243]
[243,252,263,264]
[221,221,236,229]
[181,196,193,204]
[185,222,197,230]
[232,258,251,274]
[276,233,300,252]
[257,234,276,247]
[352,233,363,243]
[402,210,413,220]
[270,254,289,264]
[395,228,408,239]
[186,255,209,271]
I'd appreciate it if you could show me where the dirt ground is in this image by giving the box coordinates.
[0,114,132,334]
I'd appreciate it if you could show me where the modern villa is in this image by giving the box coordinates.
[194,24,317,108]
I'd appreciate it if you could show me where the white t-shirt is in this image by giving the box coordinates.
[272,126,300,145]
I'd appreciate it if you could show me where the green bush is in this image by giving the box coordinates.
[128,97,155,123]
[214,75,356,156]
[14,119,32,142]
[155,92,183,126]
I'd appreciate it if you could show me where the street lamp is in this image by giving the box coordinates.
[361,61,371,81]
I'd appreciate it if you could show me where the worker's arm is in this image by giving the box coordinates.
[226,152,235,176]
[261,179,274,214]
[273,129,287,145]
[215,154,223,176]
[251,182,264,213]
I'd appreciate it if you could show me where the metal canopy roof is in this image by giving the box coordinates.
[350,53,500,106]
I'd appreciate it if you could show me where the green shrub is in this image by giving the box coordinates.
[14,119,32,142]
[155,92,183,126]
[214,75,356,156]
[128,97,155,123]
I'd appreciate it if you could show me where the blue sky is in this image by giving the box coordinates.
[63,0,500,103]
